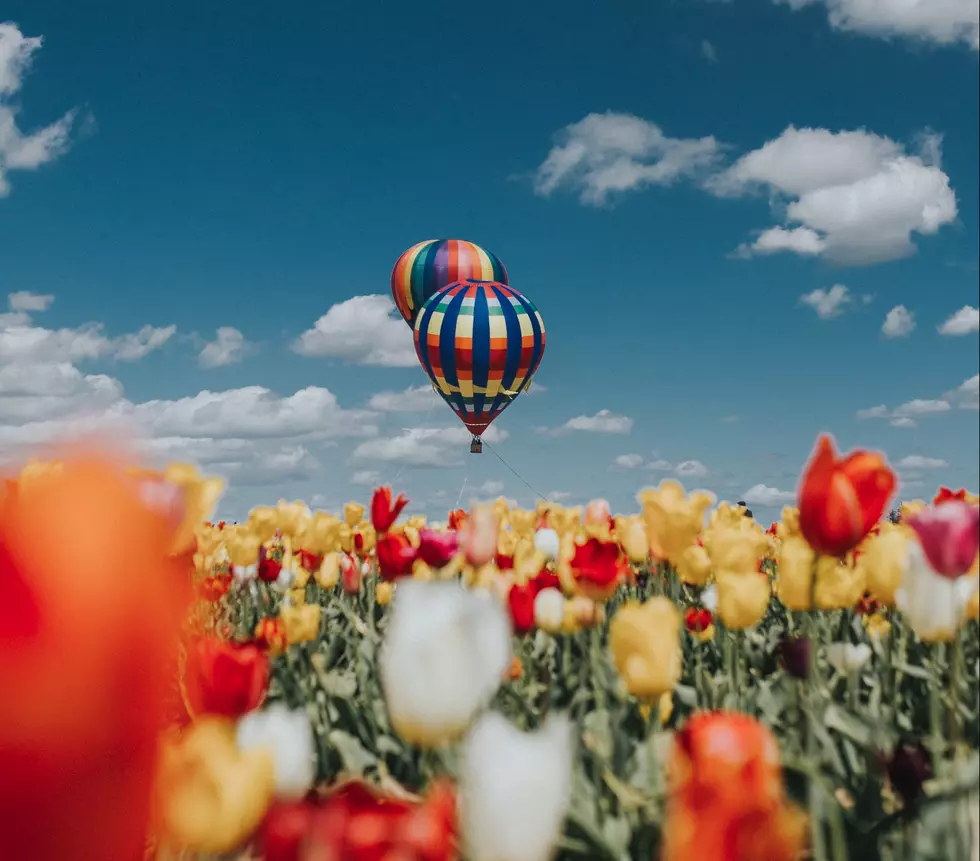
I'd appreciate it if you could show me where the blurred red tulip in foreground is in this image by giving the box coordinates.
[0,446,191,861]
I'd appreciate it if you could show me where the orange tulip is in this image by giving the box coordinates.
[0,448,189,861]
[798,434,896,558]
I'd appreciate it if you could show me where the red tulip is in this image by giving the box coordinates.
[934,486,970,506]
[798,434,896,557]
[0,449,190,861]
[906,501,980,579]
[377,533,417,581]
[371,486,410,534]
[417,530,459,568]
[507,583,536,635]
[570,538,628,600]
[183,637,268,718]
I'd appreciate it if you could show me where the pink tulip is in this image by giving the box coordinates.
[417,530,459,568]
[906,501,980,579]
[462,506,498,567]
[584,498,611,526]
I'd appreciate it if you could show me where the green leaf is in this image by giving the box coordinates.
[327,728,376,775]
[316,669,357,699]
[824,703,875,749]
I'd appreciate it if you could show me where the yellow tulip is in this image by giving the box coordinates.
[702,521,768,572]
[608,597,682,699]
[775,535,816,611]
[316,553,340,589]
[153,718,275,855]
[376,581,395,605]
[286,588,306,606]
[715,570,770,629]
[899,500,926,521]
[638,481,713,561]
[858,524,908,607]
[246,505,279,543]
[413,560,435,581]
[274,499,311,537]
[343,502,365,528]
[509,509,537,536]
[673,543,712,587]
[863,612,892,641]
[225,529,262,568]
[337,523,354,552]
[355,524,377,554]
[815,559,866,611]
[405,514,427,531]
[280,604,321,644]
[616,516,649,564]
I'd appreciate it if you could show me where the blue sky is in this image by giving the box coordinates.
[1,0,977,522]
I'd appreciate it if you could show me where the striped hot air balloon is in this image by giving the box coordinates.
[413,279,545,451]
[391,239,508,328]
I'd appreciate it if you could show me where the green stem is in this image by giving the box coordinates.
[807,557,828,861]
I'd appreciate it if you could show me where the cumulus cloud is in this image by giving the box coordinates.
[675,460,708,478]
[8,290,53,312]
[612,453,644,469]
[474,479,505,496]
[938,306,980,336]
[855,377,973,426]
[742,484,796,506]
[799,284,852,319]
[199,327,249,368]
[532,112,724,206]
[0,24,80,196]
[950,374,979,410]
[882,305,916,338]
[351,425,508,469]
[350,470,382,487]
[709,127,957,265]
[540,409,634,435]
[367,384,441,412]
[292,295,417,367]
[774,0,979,51]
[895,455,948,469]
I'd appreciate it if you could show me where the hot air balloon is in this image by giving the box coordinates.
[391,239,508,328]
[413,279,545,453]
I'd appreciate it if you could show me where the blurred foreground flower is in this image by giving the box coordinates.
[798,434,896,558]
[906,500,980,579]
[461,711,573,861]
[895,541,978,642]
[183,638,269,718]
[380,580,512,746]
[662,712,806,861]
[0,450,191,861]
[608,597,681,699]
[236,704,316,800]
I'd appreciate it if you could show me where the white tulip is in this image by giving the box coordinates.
[236,704,315,800]
[461,711,574,861]
[701,583,718,613]
[825,642,872,675]
[232,563,257,584]
[534,528,561,560]
[895,541,979,643]
[380,580,512,747]
[271,565,296,594]
[533,587,565,634]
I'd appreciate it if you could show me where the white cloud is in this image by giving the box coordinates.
[113,325,177,360]
[882,305,916,338]
[895,455,948,469]
[292,295,416,367]
[474,479,505,496]
[736,226,825,258]
[742,484,796,506]
[700,40,718,63]
[0,24,79,197]
[647,459,673,471]
[8,290,53,312]
[857,396,953,425]
[612,453,644,469]
[532,112,724,206]
[799,284,852,319]
[774,0,979,51]
[367,384,441,412]
[546,491,571,502]
[199,327,249,368]
[938,306,980,336]
[350,470,381,487]
[951,374,979,410]
[709,127,957,265]
[351,425,508,469]
[675,460,708,478]
[542,409,634,435]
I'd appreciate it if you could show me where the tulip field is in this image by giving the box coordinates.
[3,437,980,861]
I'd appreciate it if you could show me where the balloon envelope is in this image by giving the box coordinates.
[392,239,508,328]
[414,280,545,436]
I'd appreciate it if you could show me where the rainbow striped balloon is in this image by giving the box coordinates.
[414,280,545,436]
[391,239,508,328]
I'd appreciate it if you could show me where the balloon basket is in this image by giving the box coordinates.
[470,437,483,455]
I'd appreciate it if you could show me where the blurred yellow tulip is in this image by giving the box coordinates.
[638,480,713,561]
[716,570,770,629]
[608,597,681,699]
[343,502,365,528]
[280,604,321,645]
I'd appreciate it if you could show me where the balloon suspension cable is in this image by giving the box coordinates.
[454,473,469,511]
[482,440,548,502]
